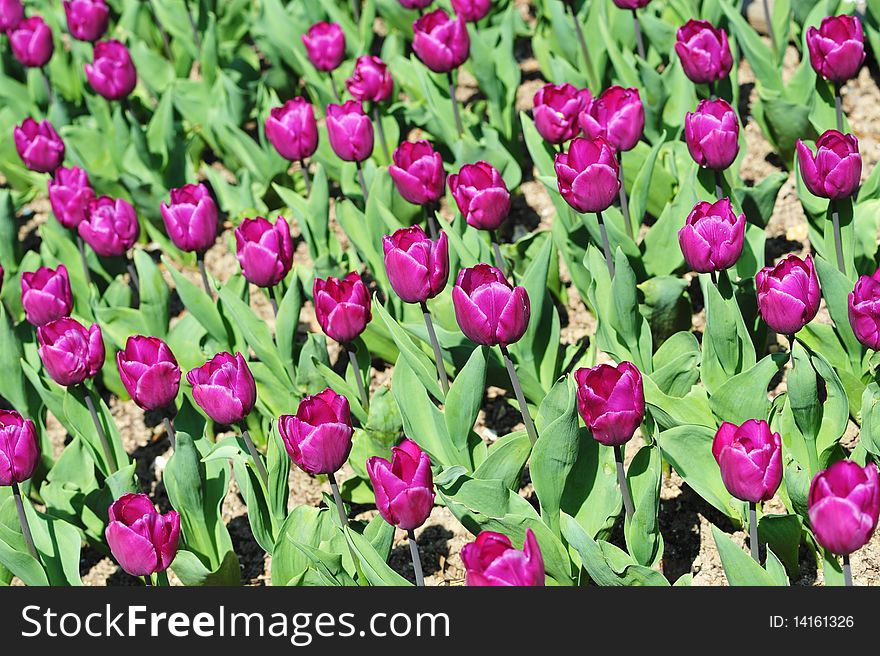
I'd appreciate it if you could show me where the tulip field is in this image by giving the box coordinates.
[1,0,880,589]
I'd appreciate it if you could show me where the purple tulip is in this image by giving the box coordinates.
[0,0,23,33]
[452,264,530,347]
[277,388,353,475]
[849,268,880,350]
[461,528,545,586]
[367,438,435,531]
[326,101,374,163]
[674,19,733,85]
[47,166,95,229]
[712,419,783,503]
[20,264,73,327]
[532,83,590,145]
[14,118,64,174]
[412,8,470,74]
[448,161,510,231]
[116,336,181,412]
[37,317,105,387]
[756,254,821,336]
[809,460,880,556]
[579,86,644,152]
[685,98,740,170]
[85,40,137,101]
[398,0,432,8]
[796,130,861,200]
[0,410,39,486]
[451,0,491,23]
[678,198,745,273]
[313,272,372,344]
[265,98,319,163]
[807,15,865,83]
[186,352,256,426]
[63,0,109,42]
[574,361,645,446]
[554,136,620,214]
[612,0,651,7]
[78,196,140,257]
[9,16,53,68]
[383,226,449,304]
[346,55,393,104]
[160,183,218,254]
[105,493,180,577]
[234,216,293,288]
[388,140,446,205]
[301,22,345,72]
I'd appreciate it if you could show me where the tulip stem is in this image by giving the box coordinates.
[614,445,635,521]
[710,270,718,286]
[708,80,716,101]
[491,231,507,277]
[238,424,269,489]
[269,286,280,317]
[372,105,390,162]
[762,0,777,59]
[420,302,449,395]
[327,472,349,528]
[146,0,173,60]
[843,554,853,586]
[787,335,820,474]
[447,71,463,137]
[162,415,176,450]
[347,345,370,410]
[12,482,38,562]
[351,0,361,23]
[126,253,140,301]
[596,211,615,278]
[567,2,597,89]
[631,10,646,60]
[407,529,425,586]
[41,67,53,110]
[356,161,369,206]
[299,158,312,195]
[185,3,202,50]
[714,169,724,202]
[197,252,213,297]
[830,199,846,276]
[83,387,117,474]
[499,346,538,445]
[834,82,844,133]
[749,501,760,563]
[329,70,342,103]
[617,151,633,241]
[76,234,93,287]
[424,205,439,241]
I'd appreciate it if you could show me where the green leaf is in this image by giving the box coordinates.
[712,525,784,586]
[344,527,411,586]
[443,345,486,455]
[624,444,663,567]
[375,300,443,402]
[473,431,531,491]
[163,256,227,344]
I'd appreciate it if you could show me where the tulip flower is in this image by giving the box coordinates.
[346,55,393,104]
[37,317,105,387]
[234,216,293,290]
[461,529,545,586]
[301,22,345,73]
[78,196,140,257]
[186,352,256,427]
[160,183,218,257]
[612,0,651,7]
[796,130,861,201]
[389,140,446,208]
[398,0,432,8]
[413,8,469,134]
[13,118,64,174]
[326,101,374,165]
[807,15,865,84]
[756,254,821,337]
[678,198,745,275]
[85,40,137,101]
[47,166,94,230]
[278,388,353,476]
[685,98,740,173]
[579,86,644,153]
[20,264,73,327]
[0,0,22,33]
[451,0,491,22]
[0,409,39,559]
[63,0,109,42]
[532,83,590,146]
[448,161,511,232]
[809,460,880,584]
[116,335,181,413]
[674,19,733,87]
[105,493,180,579]
[265,97,318,194]
[849,268,880,351]
[9,16,53,68]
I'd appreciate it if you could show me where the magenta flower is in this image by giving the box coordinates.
[234,216,293,288]
[674,19,733,85]
[85,40,137,101]
[712,419,783,504]
[451,0,491,22]
[796,130,861,200]
[9,16,53,68]
[0,0,23,33]
[532,83,590,145]
[554,136,620,214]
[116,336,181,412]
[48,166,95,229]
[105,493,180,577]
[186,352,256,426]
[461,529,545,586]
[14,118,65,174]
[20,264,73,327]
[412,8,470,73]
[574,361,644,447]
[265,98,319,163]
[301,22,345,72]
[0,410,39,486]
[809,460,880,556]
[806,15,865,83]
[367,439,435,531]
[389,140,446,205]
[277,388,353,475]
[612,0,652,7]
[326,101,374,163]
[448,161,510,231]
[160,183,218,254]
[346,55,393,103]
[756,254,821,336]
[313,272,372,344]
[849,268,880,351]
[78,196,140,257]
[37,317,105,387]
[579,86,644,152]
[383,225,449,304]
[63,0,109,42]
[685,98,740,170]
[678,198,745,273]
[452,264,530,347]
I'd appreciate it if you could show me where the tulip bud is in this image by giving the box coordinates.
[554,136,620,214]
[63,0,109,42]
[265,97,319,163]
[399,0,432,7]
[78,196,140,257]
[756,254,821,336]
[301,21,345,72]
[807,15,865,83]
[21,264,73,327]
[0,410,39,486]
[809,460,880,556]
[326,101,374,163]
[612,0,651,7]
[678,198,745,273]
[0,0,23,33]
[234,216,293,288]
[383,226,449,304]
[116,335,181,412]
[448,161,510,231]
[367,438,435,531]
[346,55,393,104]
[388,140,446,205]
[452,264,530,347]
[712,419,783,503]
[412,8,470,74]
[575,361,644,446]
[105,493,180,577]
[685,98,740,170]
[37,317,105,387]
[14,118,65,174]
[160,183,218,254]
[532,83,590,146]
[451,0,491,23]
[9,16,53,68]
[674,19,733,85]
[85,40,137,101]
[186,352,256,425]
[278,388,353,475]
[461,528,545,586]
[48,166,95,229]
[849,269,880,350]
[796,130,861,200]
[313,272,372,344]
[579,86,644,152]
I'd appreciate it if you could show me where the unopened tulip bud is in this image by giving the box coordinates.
[452,264,530,347]
[186,352,256,426]
[278,388,353,475]
[105,493,180,577]
[0,410,39,486]
[234,216,293,288]
[37,317,105,387]
[712,419,783,503]
[78,196,140,257]
[461,528,545,586]
[678,198,745,273]
[675,19,733,85]
[14,118,64,174]
[383,225,449,304]
[448,161,510,231]
[160,183,218,254]
[367,439,435,531]
[579,86,644,152]
[809,460,880,556]
[756,254,821,336]
[313,272,372,344]
[412,8,470,73]
[796,130,861,200]
[116,335,181,412]
[575,361,644,446]
[21,264,73,326]
[554,137,620,214]
[684,98,740,170]
[807,15,865,83]
[301,22,345,72]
